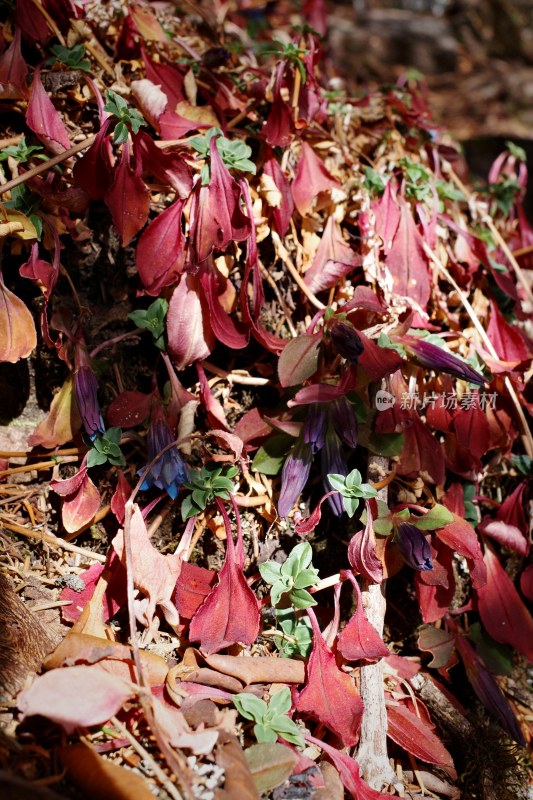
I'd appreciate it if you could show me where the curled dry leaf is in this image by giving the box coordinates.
[59,744,155,800]
[0,269,37,363]
[28,375,82,448]
[204,654,306,686]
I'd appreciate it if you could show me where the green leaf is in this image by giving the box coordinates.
[468,622,514,676]
[251,434,293,475]
[343,495,360,518]
[259,562,283,585]
[411,504,454,530]
[326,473,346,492]
[86,449,107,468]
[266,687,292,717]
[292,568,319,589]
[233,693,268,722]
[290,588,316,609]
[253,723,277,743]
[373,518,393,536]
[180,494,197,521]
[270,716,304,747]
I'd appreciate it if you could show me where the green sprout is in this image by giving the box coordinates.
[233,688,304,747]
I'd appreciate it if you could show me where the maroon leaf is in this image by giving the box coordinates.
[107,390,153,429]
[167,273,215,370]
[451,400,490,459]
[136,199,186,294]
[305,735,385,800]
[198,262,249,349]
[373,179,401,255]
[487,301,531,365]
[172,562,217,620]
[398,412,445,486]
[304,217,360,293]
[386,702,456,778]
[72,121,114,200]
[337,571,389,662]
[60,553,127,624]
[16,0,50,44]
[19,242,59,300]
[294,608,364,747]
[142,46,185,109]
[435,514,486,589]
[263,151,294,237]
[110,471,132,526]
[415,541,455,624]
[476,542,533,661]
[357,333,403,382]
[133,130,192,198]
[191,137,251,263]
[347,500,384,584]
[520,563,533,602]
[291,142,339,217]
[104,140,150,246]
[26,67,71,154]
[385,199,430,311]
[0,28,28,99]
[263,64,293,147]
[188,519,260,654]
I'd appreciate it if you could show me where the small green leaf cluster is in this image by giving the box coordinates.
[327,468,377,517]
[233,688,304,746]
[86,427,126,468]
[259,542,319,609]
[189,127,256,183]
[104,90,145,145]
[260,39,308,82]
[128,298,168,350]
[0,136,46,165]
[47,44,90,72]
[369,501,454,537]
[272,608,312,658]
[398,157,433,201]
[181,463,238,520]
[363,166,386,196]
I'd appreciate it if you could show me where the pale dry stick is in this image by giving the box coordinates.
[200,360,270,386]
[31,0,65,44]
[271,231,326,311]
[0,458,78,478]
[0,448,80,458]
[0,518,107,563]
[422,241,533,459]
[109,716,184,800]
[357,454,397,791]
[447,167,533,308]
[0,136,96,196]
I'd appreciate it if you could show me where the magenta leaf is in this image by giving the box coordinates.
[292,142,340,217]
[167,273,215,370]
[104,139,150,245]
[26,67,71,154]
[337,571,389,662]
[0,28,28,99]
[136,199,186,294]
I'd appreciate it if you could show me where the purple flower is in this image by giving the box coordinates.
[395,523,433,571]
[278,440,313,517]
[330,321,364,364]
[322,430,348,516]
[402,336,485,385]
[303,404,328,454]
[138,412,188,499]
[330,396,358,448]
[74,365,105,439]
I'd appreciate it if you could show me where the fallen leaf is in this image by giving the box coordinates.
[205,654,306,686]
[386,702,456,778]
[28,375,82,448]
[59,743,154,800]
[291,142,339,217]
[305,734,385,800]
[216,731,259,800]
[18,665,136,733]
[26,67,71,154]
[245,742,298,794]
[0,268,37,363]
[105,139,150,246]
[0,28,28,99]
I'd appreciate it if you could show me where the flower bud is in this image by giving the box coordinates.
[330,396,358,448]
[278,440,313,518]
[303,404,327,454]
[394,522,433,571]
[402,336,485,385]
[330,321,364,364]
[139,407,188,499]
[74,365,105,439]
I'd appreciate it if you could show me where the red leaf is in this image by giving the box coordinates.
[278,332,322,387]
[520,563,533,601]
[291,142,339,217]
[385,199,430,311]
[415,540,455,623]
[348,500,384,584]
[26,67,71,154]
[104,140,150,246]
[110,471,132,526]
[386,703,456,778]
[133,130,192,198]
[198,263,249,349]
[188,521,260,654]
[305,735,386,800]
[60,554,127,624]
[107,390,153,429]
[0,268,37,363]
[136,200,186,294]
[142,47,185,109]
[305,216,361,293]
[263,151,294,237]
[18,665,136,734]
[19,242,58,300]
[435,514,486,589]
[191,137,251,263]
[263,64,293,147]
[451,400,490,459]
[398,412,445,486]
[167,273,215,370]
[294,608,364,747]
[357,333,403,382]
[478,520,529,557]
[172,561,217,620]
[487,301,531,365]
[0,28,28,99]
[337,571,389,662]
[16,0,50,44]
[476,542,533,661]
[72,122,114,200]
[112,504,181,631]
[51,464,101,533]
[372,179,401,255]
